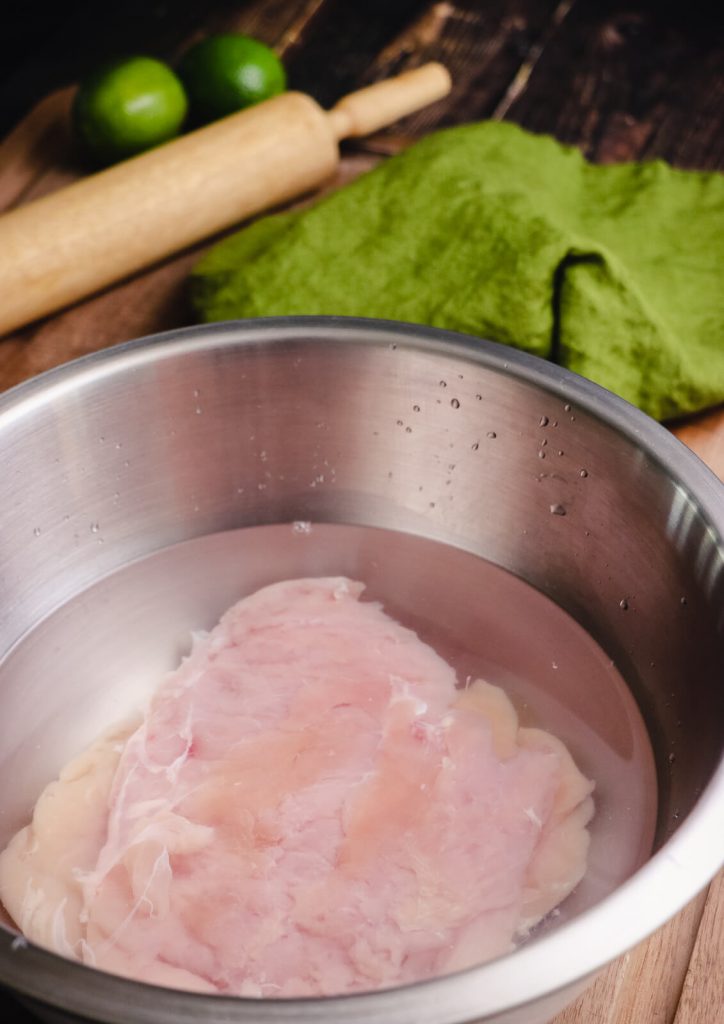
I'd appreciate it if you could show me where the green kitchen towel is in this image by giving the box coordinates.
[191,121,724,421]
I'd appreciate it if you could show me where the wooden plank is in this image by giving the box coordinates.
[0,89,75,211]
[504,0,724,170]
[196,0,329,49]
[552,886,710,1023]
[673,411,724,482]
[283,0,430,107]
[350,0,566,154]
[673,871,724,1024]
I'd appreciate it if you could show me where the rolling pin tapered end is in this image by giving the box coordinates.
[328,63,452,141]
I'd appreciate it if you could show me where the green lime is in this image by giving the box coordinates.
[73,57,188,165]
[178,33,286,124]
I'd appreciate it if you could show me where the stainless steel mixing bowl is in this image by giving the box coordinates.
[0,317,722,1024]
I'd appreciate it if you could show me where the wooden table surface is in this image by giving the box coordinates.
[0,2,722,1022]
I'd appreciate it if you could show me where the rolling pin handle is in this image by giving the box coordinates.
[328,63,452,141]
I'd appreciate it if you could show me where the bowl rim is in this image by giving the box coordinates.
[1,314,723,512]
[1,315,722,1024]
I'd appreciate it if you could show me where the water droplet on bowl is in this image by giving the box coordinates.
[550,503,566,516]
[413,404,421,413]
[439,380,447,388]
[450,398,460,409]
[405,426,412,433]
[396,419,403,426]
[680,596,687,606]
[539,416,549,427]
[475,393,482,401]
[471,442,479,451]
[538,451,546,459]
[33,527,41,537]
[564,403,572,412]
[487,431,497,439]
[580,469,588,478]
[619,598,629,610]
[90,523,100,534]
[292,521,312,535]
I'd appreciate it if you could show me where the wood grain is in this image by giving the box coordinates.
[348,0,564,154]
[283,0,429,107]
[0,88,75,211]
[673,871,724,1024]
[504,0,724,170]
[672,410,724,482]
[554,885,711,1023]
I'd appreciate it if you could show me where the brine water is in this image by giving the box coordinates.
[0,523,657,942]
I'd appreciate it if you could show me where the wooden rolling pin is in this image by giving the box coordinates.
[0,64,450,337]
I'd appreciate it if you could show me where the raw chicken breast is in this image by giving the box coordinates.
[0,577,594,996]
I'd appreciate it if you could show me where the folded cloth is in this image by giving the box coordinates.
[191,121,724,421]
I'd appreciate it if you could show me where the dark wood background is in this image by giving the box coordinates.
[0,2,722,1022]
[2,0,723,166]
